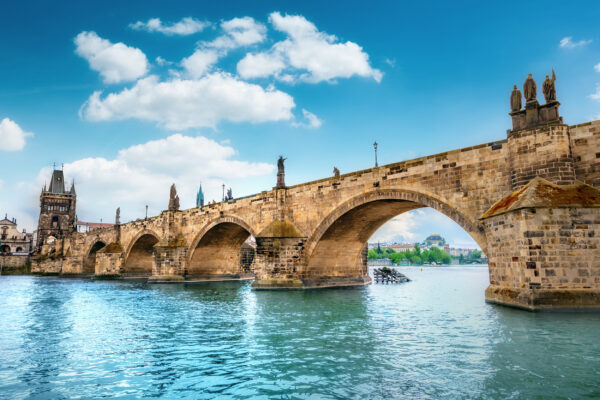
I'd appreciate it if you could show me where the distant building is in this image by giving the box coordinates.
[36,168,76,249]
[424,234,445,247]
[77,221,114,233]
[0,215,33,254]
[387,243,415,251]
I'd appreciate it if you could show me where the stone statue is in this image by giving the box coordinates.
[168,183,180,211]
[333,166,340,178]
[277,156,287,187]
[510,85,522,112]
[227,188,233,200]
[115,207,120,225]
[523,73,537,103]
[542,69,557,103]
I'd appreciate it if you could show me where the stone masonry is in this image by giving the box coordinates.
[33,76,600,311]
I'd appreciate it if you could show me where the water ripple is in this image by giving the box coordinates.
[0,268,599,399]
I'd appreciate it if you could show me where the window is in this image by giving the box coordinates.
[48,205,54,211]
[59,206,66,212]
[52,216,59,229]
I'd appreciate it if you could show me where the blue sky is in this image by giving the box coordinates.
[1,0,600,248]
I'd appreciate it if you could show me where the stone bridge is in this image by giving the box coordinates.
[34,96,600,311]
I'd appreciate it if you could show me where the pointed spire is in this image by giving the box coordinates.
[70,180,76,195]
[196,182,204,208]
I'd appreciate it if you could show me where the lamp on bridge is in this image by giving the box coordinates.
[373,141,378,167]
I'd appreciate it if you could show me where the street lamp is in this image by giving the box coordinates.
[145,205,148,219]
[373,141,378,167]
[222,184,225,202]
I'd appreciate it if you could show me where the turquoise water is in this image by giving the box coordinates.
[0,266,599,399]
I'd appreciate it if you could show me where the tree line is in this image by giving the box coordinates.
[368,244,451,265]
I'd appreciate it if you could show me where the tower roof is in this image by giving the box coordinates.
[47,169,66,194]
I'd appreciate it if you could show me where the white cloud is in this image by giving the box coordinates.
[130,17,208,36]
[80,73,295,129]
[594,63,600,73]
[237,52,286,79]
[590,84,600,101]
[155,56,172,66]
[206,16,267,50]
[75,31,148,84]
[559,36,592,49]
[291,109,322,129]
[370,212,418,243]
[31,134,274,224]
[237,12,382,83]
[0,118,33,151]
[181,49,220,78]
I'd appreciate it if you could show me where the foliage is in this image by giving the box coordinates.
[368,245,451,265]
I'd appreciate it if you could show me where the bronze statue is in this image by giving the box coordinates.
[168,183,180,211]
[510,85,522,112]
[523,73,537,103]
[277,156,287,187]
[226,188,233,200]
[333,166,340,178]
[115,207,120,225]
[542,70,557,103]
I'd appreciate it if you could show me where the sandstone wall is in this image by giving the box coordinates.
[571,120,600,187]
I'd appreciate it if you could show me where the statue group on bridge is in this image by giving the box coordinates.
[511,70,557,112]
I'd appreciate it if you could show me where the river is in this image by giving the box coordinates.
[0,266,598,399]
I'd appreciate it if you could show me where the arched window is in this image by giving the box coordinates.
[0,245,10,253]
[52,216,59,229]
[16,247,23,252]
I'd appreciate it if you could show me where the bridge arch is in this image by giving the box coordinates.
[303,188,486,279]
[123,230,160,277]
[187,215,256,277]
[84,240,106,274]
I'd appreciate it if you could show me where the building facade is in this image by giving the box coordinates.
[36,168,77,249]
[0,215,33,254]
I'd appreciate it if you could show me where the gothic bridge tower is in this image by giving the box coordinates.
[36,167,76,249]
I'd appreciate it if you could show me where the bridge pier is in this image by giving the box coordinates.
[252,220,372,289]
[94,242,124,278]
[148,236,186,283]
[482,178,600,310]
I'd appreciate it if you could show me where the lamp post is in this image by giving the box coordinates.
[222,184,225,202]
[373,141,378,167]
[145,205,148,220]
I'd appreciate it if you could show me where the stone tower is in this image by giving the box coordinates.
[36,167,76,249]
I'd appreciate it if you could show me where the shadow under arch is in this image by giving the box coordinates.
[302,189,487,279]
[187,215,257,278]
[123,229,160,277]
[84,240,106,274]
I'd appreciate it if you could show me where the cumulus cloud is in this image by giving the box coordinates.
[559,36,592,49]
[130,17,208,36]
[291,109,322,129]
[237,52,286,79]
[75,31,149,83]
[237,12,381,83]
[181,49,220,78]
[31,134,274,224]
[80,73,295,129]
[0,118,33,151]
[206,16,267,50]
[594,63,600,73]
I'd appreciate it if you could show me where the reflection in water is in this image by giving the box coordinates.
[0,268,599,399]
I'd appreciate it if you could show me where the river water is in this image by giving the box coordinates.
[0,266,598,399]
